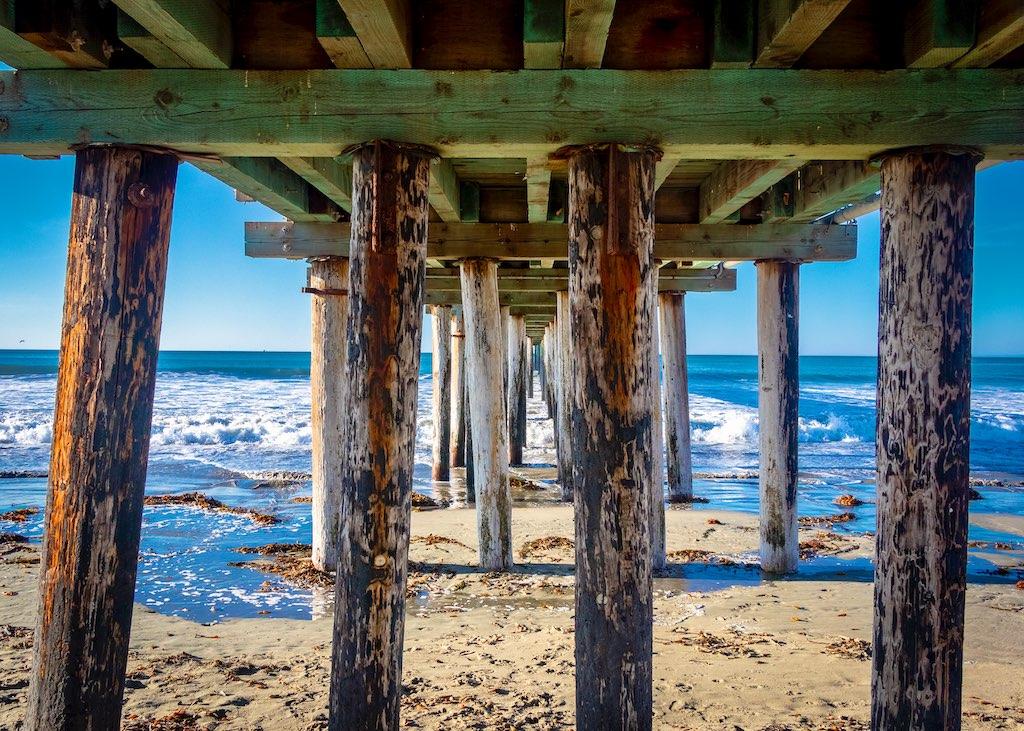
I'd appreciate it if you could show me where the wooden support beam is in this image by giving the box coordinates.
[753,0,854,68]
[428,158,461,223]
[460,258,513,569]
[699,159,803,223]
[790,161,880,223]
[554,291,573,500]
[316,0,372,68]
[116,10,186,67]
[756,260,799,574]
[309,258,349,573]
[2,69,1023,160]
[658,292,693,501]
[523,0,564,68]
[279,157,353,212]
[563,0,615,68]
[872,147,980,728]
[336,0,412,68]
[431,305,452,481]
[654,155,682,191]
[26,146,178,729]
[904,0,977,68]
[0,1,67,68]
[422,267,737,292]
[952,0,1024,68]
[569,145,655,729]
[245,221,857,261]
[328,141,432,730]
[195,158,341,222]
[526,156,553,223]
[15,0,118,68]
[450,310,467,469]
[111,0,231,68]
[507,314,528,466]
[711,0,755,68]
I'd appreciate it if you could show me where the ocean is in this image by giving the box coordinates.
[2,350,1022,620]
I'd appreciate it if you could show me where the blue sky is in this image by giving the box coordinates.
[0,157,1021,356]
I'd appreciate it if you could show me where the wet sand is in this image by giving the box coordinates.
[2,505,1023,730]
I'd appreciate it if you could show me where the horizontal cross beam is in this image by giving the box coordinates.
[245,221,856,262]
[422,268,737,292]
[0,70,1020,159]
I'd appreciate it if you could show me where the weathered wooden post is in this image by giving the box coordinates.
[542,324,554,418]
[555,291,574,501]
[450,310,467,468]
[756,259,800,574]
[567,144,656,730]
[309,258,350,572]
[329,140,433,731]
[537,339,546,400]
[431,305,452,481]
[460,259,513,569]
[501,303,511,407]
[658,292,694,501]
[507,314,528,465]
[872,147,981,730]
[650,285,666,572]
[527,340,535,399]
[27,146,179,730]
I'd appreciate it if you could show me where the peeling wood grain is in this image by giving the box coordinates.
[568,145,656,731]
[328,141,432,731]
[27,146,178,730]
[756,260,800,574]
[430,305,452,481]
[310,257,350,572]
[460,259,513,570]
[872,146,980,731]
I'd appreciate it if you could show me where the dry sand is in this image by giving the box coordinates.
[2,505,1023,730]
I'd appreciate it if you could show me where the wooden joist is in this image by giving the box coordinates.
[245,221,857,261]
[904,0,977,68]
[526,157,553,222]
[278,157,353,211]
[111,0,231,68]
[14,0,119,68]
[2,69,1022,160]
[754,0,854,68]
[116,10,186,67]
[699,159,803,223]
[195,158,341,222]
[952,0,1024,68]
[0,2,67,68]
[790,161,879,223]
[336,0,412,68]
[711,0,755,69]
[563,0,616,68]
[422,267,738,292]
[428,158,461,223]
[523,0,564,68]
[316,0,372,68]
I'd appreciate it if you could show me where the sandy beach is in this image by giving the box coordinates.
[2,498,1022,730]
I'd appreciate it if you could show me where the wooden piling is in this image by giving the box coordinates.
[450,310,467,468]
[507,314,528,466]
[567,144,656,731]
[310,258,350,573]
[542,325,554,418]
[501,303,511,406]
[658,292,694,501]
[650,291,666,572]
[460,258,513,570]
[555,291,574,501]
[329,140,433,731]
[528,341,536,399]
[756,260,800,574]
[431,305,452,481]
[871,146,981,730]
[26,146,179,730]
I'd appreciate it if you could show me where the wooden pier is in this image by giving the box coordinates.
[1,1,1021,728]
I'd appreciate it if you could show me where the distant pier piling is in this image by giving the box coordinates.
[507,313,528,466]
[450,310,467,469]
[309,257,349,572]
[431,305,452,481]
[756,260,800,575]
[555,291,574,501]
[659,292,694,501]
